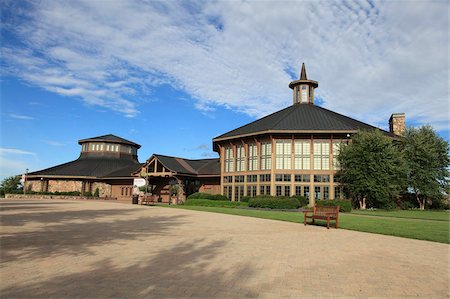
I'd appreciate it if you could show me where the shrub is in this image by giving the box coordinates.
[316,200,352,213]
[248,196,300,209]
[83,191,93,197]
[240,196,251,203]
[94,188,100,197]
[184,199,248,208]
[291,195,308,207]
[187,192,228,201]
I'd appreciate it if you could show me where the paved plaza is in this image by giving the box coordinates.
[1,198,449,298]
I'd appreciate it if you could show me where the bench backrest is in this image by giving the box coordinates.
[313,205,339,216]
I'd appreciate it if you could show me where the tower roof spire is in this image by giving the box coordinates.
[300,62,307,80]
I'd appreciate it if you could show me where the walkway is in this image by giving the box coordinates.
[1,199,448,298]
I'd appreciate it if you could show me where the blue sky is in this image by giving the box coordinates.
[1,0,448,179]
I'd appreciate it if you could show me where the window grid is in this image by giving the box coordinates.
[260,142,272,170]
[275,140,292,170]
[224,147,234,172]
[314,141,330,170]
[294,140,311,170]
[236,145,245,172]
[248,143,258,171]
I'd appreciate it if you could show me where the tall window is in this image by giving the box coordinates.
[332,141,343,170]
[314,141,330,170]
[225,147,234,172]
[260,142,272,170]
[247,143,258,171]
[236,145,245,171]
[276,140,291,170]
[294,140,310,170]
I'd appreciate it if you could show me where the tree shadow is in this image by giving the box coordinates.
[2,239,256,298]
[1,212,188,262]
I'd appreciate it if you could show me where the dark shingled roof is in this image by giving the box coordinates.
[214,104,395,140]
[153,154,220,176]
[28,155,142,178]
[78,134,141,148]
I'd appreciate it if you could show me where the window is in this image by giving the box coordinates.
[284,186,290,197]
[301,85,308,103]
[235,185,244,201]
[294,140,310,170]
[295,175,310,182]
[225,147,234,172]
[236,144,245,172]
[247,175,257,183]
[324,186,329,200]
[235,175,244,183]
[276,140,291,170]
[260,174,271,182]
[248,143,258,171]
[276,186,282,196]
[314,141,330,170]
[223,176,233,183]
[314,186,321,200]
[247,185,257,197]
[260,185,271,196]
[115,145,119,152]
[303,186,310,198]
[295,186,302,196]
[224,186,232,199]
[314,175,330,183]
[334,186,342,199]
[260,142,272,170]
[332,141,343,170]
[275,174,291,182]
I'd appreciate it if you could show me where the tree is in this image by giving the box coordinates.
[0,176,22,195]
[337,130,406,209]
[400,126,449,210]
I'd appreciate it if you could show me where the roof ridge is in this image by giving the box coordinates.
[154,153,217,162]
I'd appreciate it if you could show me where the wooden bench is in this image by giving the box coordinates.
[303,205,339,229]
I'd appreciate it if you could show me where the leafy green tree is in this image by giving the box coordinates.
[0,176,22,195]
[337,130,406,209]
[400,126,449,210]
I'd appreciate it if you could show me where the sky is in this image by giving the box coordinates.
[0,0,448,180]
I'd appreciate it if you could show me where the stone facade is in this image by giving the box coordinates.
[47,180,83,193]
[92,182,112,197]
[389,113,406,136]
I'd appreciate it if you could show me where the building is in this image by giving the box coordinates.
[132,154,220,203]
[212,63,404,206]
[25,63,405,206]
[25,134,143,200]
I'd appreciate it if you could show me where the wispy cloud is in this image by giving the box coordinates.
[1,0,448,129]
[42,140,65,147]
[0,148,36,155]
[8,113,34,120]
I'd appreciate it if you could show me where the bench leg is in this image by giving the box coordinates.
[327,217,330,229]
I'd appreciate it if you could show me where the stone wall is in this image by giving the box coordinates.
[4,194,117,200]
[47,180,83,193]
[92,182,112,197]
[25,180,42,192]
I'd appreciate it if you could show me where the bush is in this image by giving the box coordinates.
[291,195,308,207]
[184,199,248,208]
[187,192,228,201]
[240,196,251,203]
[316,200,352,213]
[94,188,100,197]
[248,196,300,209]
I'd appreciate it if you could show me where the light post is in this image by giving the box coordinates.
[23,168,29,194]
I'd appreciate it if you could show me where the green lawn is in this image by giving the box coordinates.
[351,209,449,221]
[167,205,450,244]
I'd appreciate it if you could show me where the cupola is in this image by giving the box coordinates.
[289,63,318,105]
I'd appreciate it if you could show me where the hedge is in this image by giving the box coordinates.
[248,196,300,209]
[186,192,229,201]
[316,200,352,212]
[291,195,308,207]
[184,199,248,208]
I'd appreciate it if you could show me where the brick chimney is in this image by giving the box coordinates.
[389,113,405,136]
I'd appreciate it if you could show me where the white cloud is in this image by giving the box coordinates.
[0,148,36,155]
[42,140,65,147]
[8,113,34,120]
[1,0,448,129]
